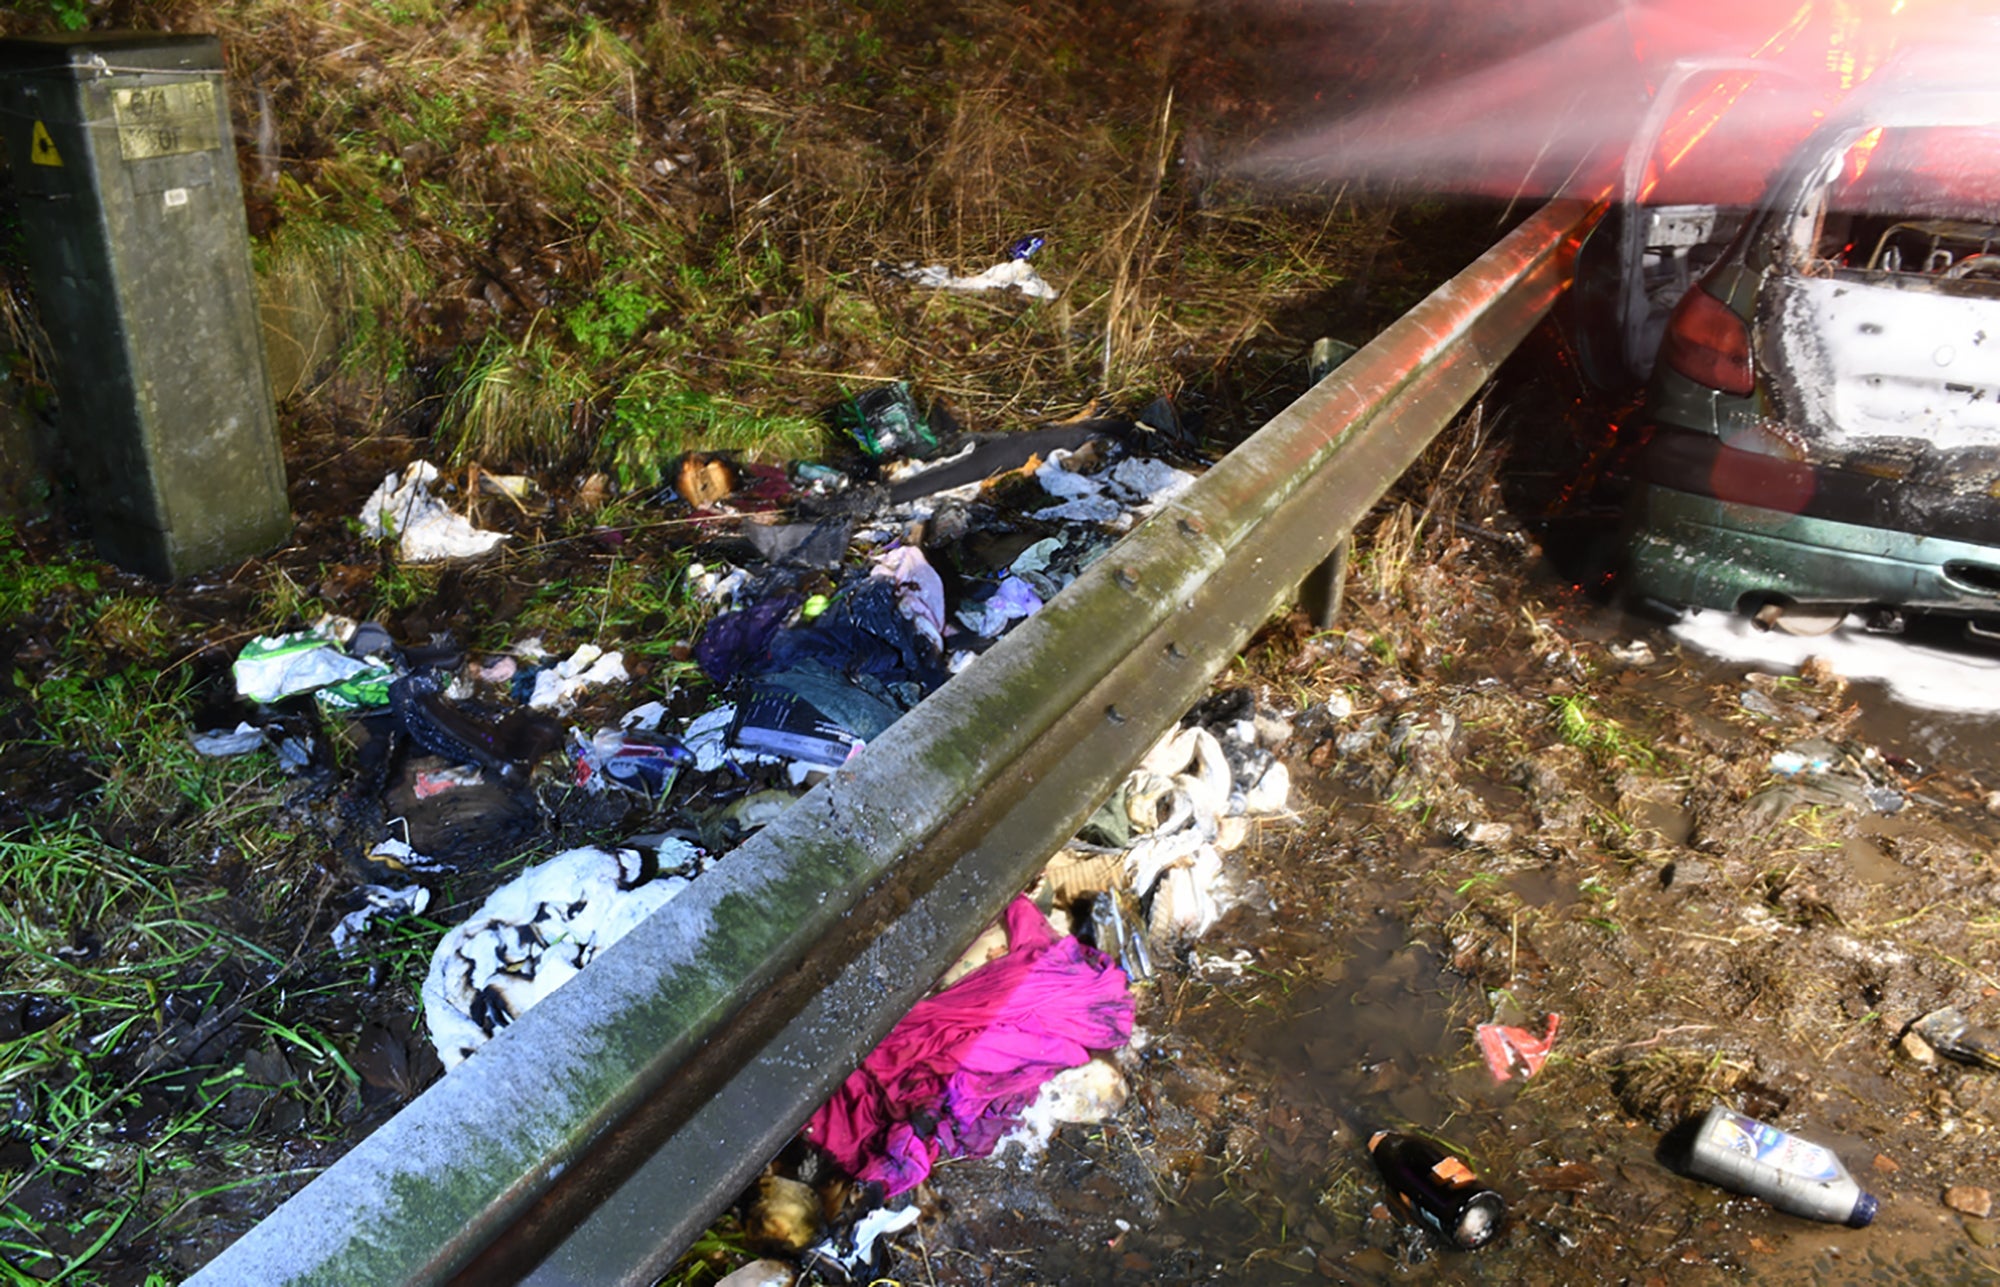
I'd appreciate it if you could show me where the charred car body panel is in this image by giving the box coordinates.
[1613,81,2000,625]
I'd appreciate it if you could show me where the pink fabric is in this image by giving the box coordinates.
[805,896,1134,1195]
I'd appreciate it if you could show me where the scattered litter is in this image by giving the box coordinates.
[994,1057,1130,1160]
[730,689,864,768]
[744,1174,822,1253]
[1475,1012,1562,1082]
[413,766,484,799]
[1682,1104,1877,1227]
[743,515,854,569]
[690,563,750,606]
[332,884,431,956]
[233,628,382,704]
[712,1260,794,1287]
[1029,451,1195,526]
[804,896,1134,1195]
[621,700,669,731]
[472,655,518,685]
[1607,640,1657,666]
[955,575,1043,636]
[474,469,539,508]
[871,544,946,651]
[799,1205,922,1282]
[366,835,452,877]
[896,258,1058,300]
[391,671,559,781]
[527,644,629,712]
[190,721,265,758]
[358,460,508,562]
[1123,725,1236,944]
[1770,747,1836,776]
[1910,1007,2000,1071]
[574,729,694,797]
[1191,948,1257,978]
[423,845,693,1068]
[830,383,949,461]
[1368,1130,1506,1250]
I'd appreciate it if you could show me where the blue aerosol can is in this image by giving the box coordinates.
[1685,1105,1878,1227]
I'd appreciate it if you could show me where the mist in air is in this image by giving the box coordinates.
[1238,0,1986,207]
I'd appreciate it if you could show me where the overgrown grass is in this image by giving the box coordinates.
[30,0,1379,480]
[0,824,311,1285]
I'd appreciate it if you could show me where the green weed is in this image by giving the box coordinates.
[439,329,598,468]
[602,372,822,491]
[0,517,97,625]
[1550,695,1660,773]
[564,277,667,365]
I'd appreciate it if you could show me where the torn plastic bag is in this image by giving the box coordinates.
[332,884,431,957]
[743,516,854,570]
[764,578,947,696]
[755,662,905,741]
[234,628,380,704]
[390,672,562,783]
[956,575,1044,638]
[896,258,1058,301]
[870,545,946,653]
[358,460,508,562]
[828,383,953,461]
[190,721,266,758]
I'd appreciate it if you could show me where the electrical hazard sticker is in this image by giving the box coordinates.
[30,121,60,167]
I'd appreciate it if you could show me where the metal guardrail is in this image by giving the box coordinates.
[186,196,1597,1287]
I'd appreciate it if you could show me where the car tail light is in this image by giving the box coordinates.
[1660,283,1753,395]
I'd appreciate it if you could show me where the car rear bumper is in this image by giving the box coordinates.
[1624,479,2000,614]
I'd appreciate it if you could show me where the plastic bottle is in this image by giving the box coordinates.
[1367,1131,1507,1249]
[1684,1105,1878,1227]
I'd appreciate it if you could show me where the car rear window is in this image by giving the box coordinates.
[1807,126,2000,274]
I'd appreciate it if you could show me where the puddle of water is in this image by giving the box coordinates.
[1506,867,1570,907]
[1629,796,1695,847]
[1240,918,1460,1128]
[1839,834,1909,886]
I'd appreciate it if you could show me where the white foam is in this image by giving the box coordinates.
[1671,609,2000,715]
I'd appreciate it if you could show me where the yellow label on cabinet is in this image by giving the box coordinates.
[29,120,60,167]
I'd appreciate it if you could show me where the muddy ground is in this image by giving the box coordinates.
[3,2,1999,1284]
[11,302,2000,1287]
[850,346,2000,1287]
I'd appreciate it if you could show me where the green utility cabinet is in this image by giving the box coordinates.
[0,33,288,579]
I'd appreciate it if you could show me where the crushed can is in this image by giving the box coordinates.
[1684,1105,1877,1227]
[1367,1131,1506,1249]
[1911,1007,2000,1071]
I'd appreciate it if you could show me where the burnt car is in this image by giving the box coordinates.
[1596,68,2000,637]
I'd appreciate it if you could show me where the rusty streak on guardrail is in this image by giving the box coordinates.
[186,197,1596,1287]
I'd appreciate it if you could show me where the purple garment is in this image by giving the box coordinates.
[805,897,1134,1195]
[692,593,800,685]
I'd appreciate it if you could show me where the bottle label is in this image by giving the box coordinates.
[1430,1156,1477,1187]
[1713,1111,1841,1182]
